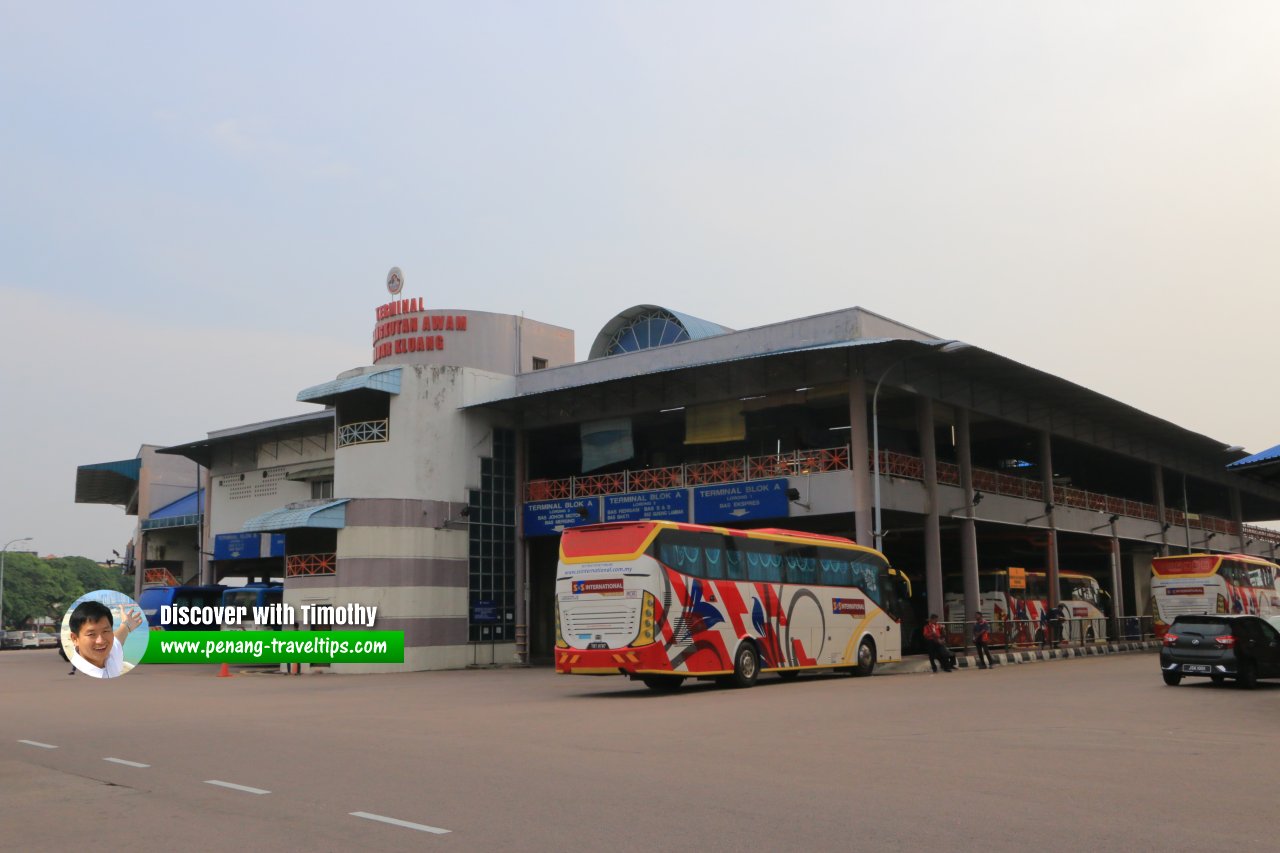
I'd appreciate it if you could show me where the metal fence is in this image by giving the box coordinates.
[939,615,1157,653]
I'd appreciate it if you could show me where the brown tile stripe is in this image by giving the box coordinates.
[285,557,466,589]
[344,498,467,528]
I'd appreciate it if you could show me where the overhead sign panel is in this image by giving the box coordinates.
[214,532,263,561]
[603,489,688,523]
[693,478,789,524]
[522,498,600,537]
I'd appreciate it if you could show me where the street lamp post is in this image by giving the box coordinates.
[1,536,34,630]
[872,341,970,554]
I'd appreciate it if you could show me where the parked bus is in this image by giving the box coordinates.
[942,569,1109,647]
[220,583,284,630]
[554,520,913,690]
[138,584,226,630]
[1151,553,1280,637]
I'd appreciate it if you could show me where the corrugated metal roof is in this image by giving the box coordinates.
[148,489,203,520]
[297,367,402,404]
[666,308,734,342]
[241,499,349,533]
[1228,443,1280,470]
[74,457,142,506]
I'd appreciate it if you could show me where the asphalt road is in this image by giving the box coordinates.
[2,648,1277,852]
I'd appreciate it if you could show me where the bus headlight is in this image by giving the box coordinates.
[555,599,568,649]
[631,592,656,647]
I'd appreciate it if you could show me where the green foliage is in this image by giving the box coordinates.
[1,553,130,629]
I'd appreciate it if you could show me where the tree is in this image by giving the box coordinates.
[2,553,82,628]
[49,556,131,596]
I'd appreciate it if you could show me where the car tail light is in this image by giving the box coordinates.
[1214,634,1235,648]
[1162,633,1178,646]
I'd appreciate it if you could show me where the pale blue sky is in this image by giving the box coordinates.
[3,3,1279,557]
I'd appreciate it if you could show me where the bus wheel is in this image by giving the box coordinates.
[728,643,759,688]
[852,638,876,677]
[777,669,800,681]
[642,676,684,692]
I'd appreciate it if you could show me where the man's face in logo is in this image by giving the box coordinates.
[71,616,114,668]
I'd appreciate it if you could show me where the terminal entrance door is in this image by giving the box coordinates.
[526,537,560,665]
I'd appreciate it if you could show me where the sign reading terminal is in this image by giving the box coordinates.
[372,297,469,362]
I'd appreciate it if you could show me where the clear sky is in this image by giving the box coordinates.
[3,3,1279,559]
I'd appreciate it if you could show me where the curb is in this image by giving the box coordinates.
[881,640,1160,675]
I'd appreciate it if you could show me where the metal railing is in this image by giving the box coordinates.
[285,553,336,577]
[338,418,389,447]
[939,615,1158,653]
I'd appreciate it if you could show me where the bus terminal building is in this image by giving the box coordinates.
[77,298,1280,672]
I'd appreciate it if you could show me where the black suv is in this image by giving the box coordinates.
[1160,614,1280,689]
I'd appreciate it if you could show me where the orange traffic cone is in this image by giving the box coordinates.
[217,662,231,677]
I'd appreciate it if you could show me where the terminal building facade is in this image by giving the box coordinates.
[77,294,1280,672]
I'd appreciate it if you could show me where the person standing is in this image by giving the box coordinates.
[973,611,997,669]
[1039,605,1053,649]
[923,614,953,673]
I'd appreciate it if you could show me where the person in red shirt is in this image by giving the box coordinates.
[973,611,997,669]
[923,613,953,673]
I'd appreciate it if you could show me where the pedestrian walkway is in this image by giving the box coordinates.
[879,639,1159,675]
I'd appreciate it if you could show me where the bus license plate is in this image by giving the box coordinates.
[588,642,608,650]
[1181,664,1211,674]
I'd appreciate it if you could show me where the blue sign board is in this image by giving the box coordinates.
[472,599,500,623]
[603,489,688,523]
[268,534,286,558]
[214,532,263,561]
[693,478,789,524]
[522,498,600,537]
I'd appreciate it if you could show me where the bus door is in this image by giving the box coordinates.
[880,567,913,656]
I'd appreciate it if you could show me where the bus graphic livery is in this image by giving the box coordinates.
[1152,553,1280,636]
[555,521,912,690]
[942,569,1108,647]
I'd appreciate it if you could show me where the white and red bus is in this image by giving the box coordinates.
[942,569,1109,647]
[1151,553,1280,636]
[554,520,913,690]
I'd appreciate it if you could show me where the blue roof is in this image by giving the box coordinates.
[75,457,143,506]
[589,305,733,360]
[297,368,402,404]
[241,499,349,533]
[150,489,204,519]
[1228,443,1280,470]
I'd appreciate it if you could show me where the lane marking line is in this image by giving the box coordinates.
[350,811,451,835]
[204,780,270,795]
[18,740,57,749]
[103,758,150,768]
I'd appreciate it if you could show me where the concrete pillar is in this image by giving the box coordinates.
[918,398,943,621]
[1040,431,1060,607]
[1152,465,1168,556]
[1230,488,1245,553]
[1109,530,1124,638]
[956,409,980,621]
[848,373,874,548]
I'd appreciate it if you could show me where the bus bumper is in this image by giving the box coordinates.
[555,643,670,676]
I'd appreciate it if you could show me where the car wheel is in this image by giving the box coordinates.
[727,642,759,688]
[1237,661,1259,690]
[776,669,800,681]
[1162,670,1182,686]
[1210,674,1225,686]
[641,676,684,692]
[851,638,876,677]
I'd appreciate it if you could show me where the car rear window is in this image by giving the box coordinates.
[1171,618,1233,635]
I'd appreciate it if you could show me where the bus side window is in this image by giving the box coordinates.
[725,545,747,581]
[784,546,817,585]
[702,536,726,580]
[741,540,783,583]
[818,553,849,587]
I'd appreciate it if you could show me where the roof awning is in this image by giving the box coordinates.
[75,458,142,506]
[1229,443,1280,471]
[297,368,402,405]
[140,489,204,531]
[241,499,349,533]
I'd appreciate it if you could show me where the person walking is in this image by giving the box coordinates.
[1039,605,1053,649]
[973,611,996,669]
[923,614,953,673]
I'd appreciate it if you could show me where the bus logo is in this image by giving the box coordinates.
[572,579,625,595]
[832,598,865,617]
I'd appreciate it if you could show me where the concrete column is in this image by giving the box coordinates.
[1152,465,1168,556]
[1230,487,1245,553]
[1109,530,1124,637]
[956,410,980,621]
[1040,431,1060,607]
[918,397,943,620]
[848,373,874,548]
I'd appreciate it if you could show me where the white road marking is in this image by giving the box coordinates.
[18,740,56,749]
[350,811,451,835]
[103,757,150,768]
[204,780,271,795]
